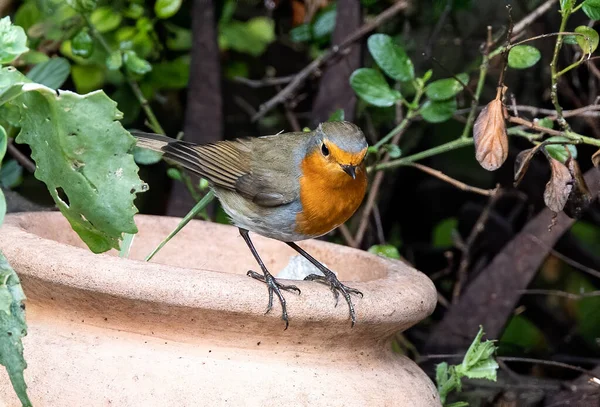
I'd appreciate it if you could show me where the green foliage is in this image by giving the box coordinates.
[368,244,401,259]
[420,98,457,123]
[0,160,24,189]
[436,326,498,405]
[219,17,275,56]
[500,314,546,353]
[26,57,71,90]
[0,17,29,64]
[382,144,402,158]
[155,0,183,19]
[574,26,599,54]
[71,28,94,58]
[367,34,414,82]
[544,136,577,163]
[0,252,31,407]
[327,108,345,122]
[582,0,600,20]
[123,50,152,75]
[66,0,97,12]
[508,45,541,69]
[425,74,469,101]
[290,6,336,44]
[90,7,122,33]
[0,67,147,253]
[350,68,402,107]
[432,217,458,248]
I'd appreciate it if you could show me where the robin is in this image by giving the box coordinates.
[133,121,368,328]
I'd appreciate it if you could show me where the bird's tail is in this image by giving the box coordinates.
[130,130,207,177]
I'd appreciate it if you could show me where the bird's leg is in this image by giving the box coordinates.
[240,228,301,329]
[286,242,363,327]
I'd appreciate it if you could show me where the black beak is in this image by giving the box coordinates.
[341,164,357,179]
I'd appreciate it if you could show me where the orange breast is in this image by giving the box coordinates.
[295,151,367,237]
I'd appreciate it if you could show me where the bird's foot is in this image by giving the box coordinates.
[247,270,301,330]
[304,270,363,327]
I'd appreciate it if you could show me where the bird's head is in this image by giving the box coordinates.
[312,121,368,180]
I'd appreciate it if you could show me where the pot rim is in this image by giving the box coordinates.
[0,212,437,338]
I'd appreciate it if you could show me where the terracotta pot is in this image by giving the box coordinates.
[0,212,440,406]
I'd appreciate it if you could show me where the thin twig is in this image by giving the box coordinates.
[455,104,600,118]
[518,289,600,300]
[527,235,600,280]
[232,75,295,88]
[338,224,357,247]
[406,163,495,196]
[251,0,410,121]
[507,115,565,137]
[452,187,502,302]
[7,141,36,173]
[512,0,558,37]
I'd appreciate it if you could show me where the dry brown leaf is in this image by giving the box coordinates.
[473,98,508,171]
[543,156,573,213]
[592,149,600,167]
[291,0,306,26]
[564,157,593,219]
[514,148,534,186]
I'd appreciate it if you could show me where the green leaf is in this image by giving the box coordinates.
[219,17,275,56]
[383,144,402,158]
[367,34,414,82]
[0,250,32,406]
[508,45,541,69]
[422,69,433,83]
[66,0,97,12]
[26,57,71,90]
[0,123,6,162]
[123,3,144,19]
[90,6,122,33]
[167,167,182,181]
[368,244,400,259]
[435,362,461,404]
[432,217,457,248]
[560,0,575,11]
[456,326,498,381]
[420,98,457,123]
[123,50,152,75]
[147,55,190,89]
[536,117,554,129]
[0,160,23,188]
[133,146,162,165]
[155,0,183,19]
[544,136,577,163]
[350,68,402,107]
[0,17,29,64]
[19,51,49,65]
[290,24,311,43]
[71,64,105,94]
[312,8,336,39]
[3,68,148,253]
[327,108,345,122]
[165,23,192,51]
[106,51,123,71]
[14,2,42,33]
[71,28,94,58]
[574,26,599,54]
[425,73,469,101]
[583,0,600,20]
[447,402,469,407]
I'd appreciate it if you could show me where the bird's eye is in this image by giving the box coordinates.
[321,143,330,156]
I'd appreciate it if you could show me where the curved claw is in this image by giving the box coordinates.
[304,273,362,327]
[247,270,301,330]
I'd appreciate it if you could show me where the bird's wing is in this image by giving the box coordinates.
[131,131,299,207]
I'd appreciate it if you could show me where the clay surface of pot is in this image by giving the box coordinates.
[0,212,440,406]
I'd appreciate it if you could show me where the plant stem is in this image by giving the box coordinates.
[83,14,165,135]
[550,7,571,130]
[373,85,423,151]
[145,190,216,261]
[460,26,493,140]
[371,138,475,172]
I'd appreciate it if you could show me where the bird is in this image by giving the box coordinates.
[132,121,369,329]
